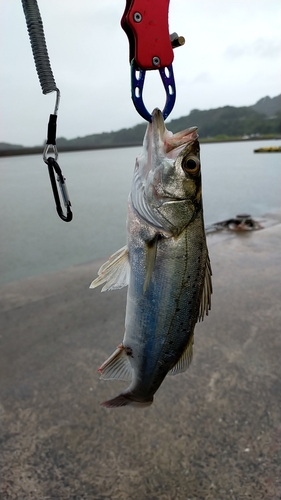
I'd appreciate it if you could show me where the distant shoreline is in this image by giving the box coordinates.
[1,136,280,158]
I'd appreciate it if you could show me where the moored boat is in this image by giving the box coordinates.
[254,146,281,153]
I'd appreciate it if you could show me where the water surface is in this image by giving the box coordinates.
[0,140,280,284]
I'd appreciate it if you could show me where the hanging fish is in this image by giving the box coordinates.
[90,108,212,408]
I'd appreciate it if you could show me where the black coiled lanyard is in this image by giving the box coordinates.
[21,0,72,222]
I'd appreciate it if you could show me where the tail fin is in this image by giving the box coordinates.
[101,393,153,408]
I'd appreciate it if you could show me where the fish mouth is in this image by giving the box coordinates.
[151,108,198,157]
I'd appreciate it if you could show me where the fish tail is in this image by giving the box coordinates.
[101,393,153,408]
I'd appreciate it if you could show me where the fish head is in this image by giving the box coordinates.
[132,108,202,234]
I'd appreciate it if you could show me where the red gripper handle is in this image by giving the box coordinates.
[121,0,174,70]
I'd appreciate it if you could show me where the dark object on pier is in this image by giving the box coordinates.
[207,214,263,233]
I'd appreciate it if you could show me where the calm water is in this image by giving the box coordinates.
[0,140,280,284]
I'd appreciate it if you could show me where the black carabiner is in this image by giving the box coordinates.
[46,157,73,222]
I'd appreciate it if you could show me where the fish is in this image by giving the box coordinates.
[90,108,212,408]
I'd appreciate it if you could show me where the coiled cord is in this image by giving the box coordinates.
[21,0,57,96]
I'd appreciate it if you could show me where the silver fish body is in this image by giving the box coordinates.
[90,109,212,408]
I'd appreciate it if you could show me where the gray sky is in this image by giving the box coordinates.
[1,0,280,146]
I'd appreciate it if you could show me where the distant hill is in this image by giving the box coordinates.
[167,102,280,139]
[1,94,280,154]
[0,142,24,150]
[56,93,281,147]
[250,94,281,117]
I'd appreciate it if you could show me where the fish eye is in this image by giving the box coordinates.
[182,155,200,175]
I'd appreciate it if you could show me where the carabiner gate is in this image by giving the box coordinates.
[46,157,73,222]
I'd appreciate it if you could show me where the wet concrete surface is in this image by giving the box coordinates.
[0,216,281,500]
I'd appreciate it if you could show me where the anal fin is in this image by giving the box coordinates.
[168,334,194,376]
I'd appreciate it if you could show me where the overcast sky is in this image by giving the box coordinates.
[1,0,280,146]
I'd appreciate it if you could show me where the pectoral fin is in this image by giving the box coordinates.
[98,344,133,381]
[143,235,160,292]
[90,245,130,292]
[198,253,212,321]
[168,334,194,376]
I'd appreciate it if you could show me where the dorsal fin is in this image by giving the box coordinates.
[198,253,212,321]
[90,246,130,292]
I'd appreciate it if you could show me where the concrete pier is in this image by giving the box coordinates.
[1,216,281,499]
